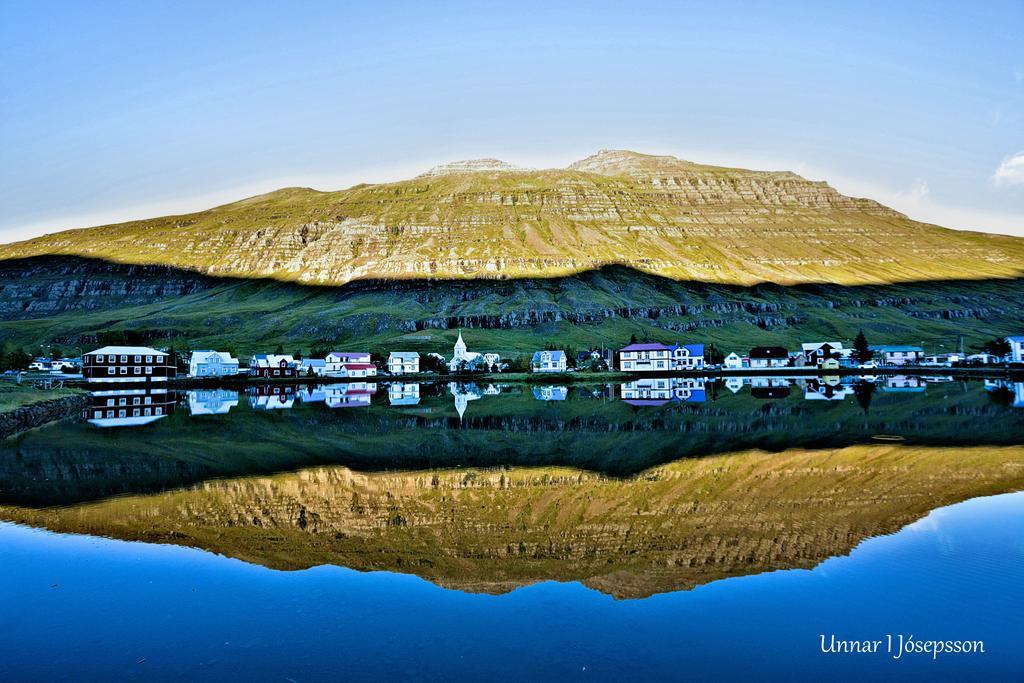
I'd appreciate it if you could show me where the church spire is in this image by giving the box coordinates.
[454,329,467,359]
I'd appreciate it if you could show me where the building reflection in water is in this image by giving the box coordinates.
[532,385,568,401]
[620,378,707,406]
[84,388,177,427]
[449,382,503,419]
[247,385,296,411]
[388,383,420,406]
[187,388,239,416]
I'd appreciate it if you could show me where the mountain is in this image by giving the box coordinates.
[0,150,1021,354]
[4,445,1022,598]
[2,150,1022,287]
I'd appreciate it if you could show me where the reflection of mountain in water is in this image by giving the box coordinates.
[2,445,1022,599]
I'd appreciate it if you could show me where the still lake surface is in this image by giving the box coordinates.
[1,375,1023,681]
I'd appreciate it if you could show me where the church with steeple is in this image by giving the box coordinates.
[447,330,501,371]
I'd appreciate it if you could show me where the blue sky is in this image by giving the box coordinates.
[1,1,1021,241]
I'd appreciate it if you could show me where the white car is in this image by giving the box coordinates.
[858,361,878,369]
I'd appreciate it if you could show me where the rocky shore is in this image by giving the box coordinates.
[0,394,88,441]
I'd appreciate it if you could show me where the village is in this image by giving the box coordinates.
[7,330,1024,385]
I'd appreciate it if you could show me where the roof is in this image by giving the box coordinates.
[299,359,327,366]
[801,342,843,351]
[87,346,167,356]
[191,350,237,363]
[1007,336,1024,343]
[869,345,924,352]
[532,350,566,362]
[749,346,788,359]
[620,343,673,352]
[388,352,420,360]
[679,343,704,355]
[340,363,376,370]
[251,354,295,366]
[327,351,370,358]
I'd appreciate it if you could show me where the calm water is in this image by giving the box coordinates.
[1,376,1023,681]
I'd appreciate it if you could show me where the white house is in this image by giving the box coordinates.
[297,358,327,376]
[188,350,239,378]
[801,342,844,366]
[387,352,420,374]
[618,343,705,372]
[869,345,924,366]
[1007,336,1024,364]
[531,350,567,373]
[326,351,372,375]
[748,346,789,369]
[722,352,745,370]
[28,358,49,371]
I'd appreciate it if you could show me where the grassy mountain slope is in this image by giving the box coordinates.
[3,150,1022,287]
[1,257,1021,357]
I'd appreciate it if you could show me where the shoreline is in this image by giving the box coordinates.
[43,364,1024,390]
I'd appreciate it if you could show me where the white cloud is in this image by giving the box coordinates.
[992,151,1024,187]
[896,178,930,204]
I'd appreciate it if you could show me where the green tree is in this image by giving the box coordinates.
[981,337,1011,358]
[704,344,725,366]
[852,330,873,363]
[274,344,285,355]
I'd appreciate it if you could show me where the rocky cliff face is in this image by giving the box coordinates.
[3,445,1022,598]
[2,150,1022,287]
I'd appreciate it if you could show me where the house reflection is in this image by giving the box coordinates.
[187,388,239,416]
[881,375,927,393]
[532,385,568,401]
[388,383,421,406]
[84,388,177,427]
[802,377,854,401]
[620,378,706,406]
[325,382,377,408]
[248,385,296,410]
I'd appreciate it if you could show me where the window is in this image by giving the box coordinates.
[119,398,126,406]
[120,367,127,374]
[155,407,162,416]
[120,355,127,362]
[144,396,151,404]
[118,409,126,417]
[146,355,153,363]
[145,367,152,374]
[93,411,102,419]
[144,408,151,416]
[108,368,115,375]
[133,397,140,405]
[132,409,140,417]
[273,369,280,376]
[106,398,114,406]
[106,410,114,418]
[96,354,105,362]
[134,367,141,374]
[134,355,141,362]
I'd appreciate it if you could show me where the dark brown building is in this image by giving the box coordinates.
[83,346,176,383]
